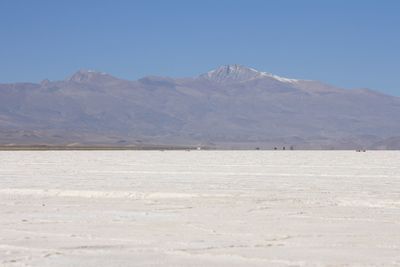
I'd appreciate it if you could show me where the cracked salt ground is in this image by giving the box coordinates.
[0,151,400,266]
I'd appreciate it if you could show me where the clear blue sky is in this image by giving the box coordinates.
[1,0,399,95]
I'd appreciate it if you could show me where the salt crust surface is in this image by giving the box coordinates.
[0,151,400,266]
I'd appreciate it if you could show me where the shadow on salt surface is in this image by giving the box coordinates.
[0,188,231,199]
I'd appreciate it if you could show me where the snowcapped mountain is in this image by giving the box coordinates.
[200,64,299,84]
[0,65,399,149]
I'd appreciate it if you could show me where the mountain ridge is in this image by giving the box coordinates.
[0,65,399,149]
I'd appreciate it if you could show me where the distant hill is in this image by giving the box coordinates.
[1,64,399,149]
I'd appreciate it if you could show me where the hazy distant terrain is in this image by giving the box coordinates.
[1,151,400,266]
[1,65,400,149]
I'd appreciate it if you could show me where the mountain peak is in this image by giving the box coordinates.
[200,64,299,84]
[67,69,114,83]
[200,64,262,83]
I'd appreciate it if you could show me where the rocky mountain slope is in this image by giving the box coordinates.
[1,65,399,149]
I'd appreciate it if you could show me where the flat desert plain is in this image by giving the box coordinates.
[0,151,400,266]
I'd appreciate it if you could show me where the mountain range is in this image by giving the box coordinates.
[1,64,399,149]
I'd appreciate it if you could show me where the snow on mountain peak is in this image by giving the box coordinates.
[264,73,299,84]
[201,64,262,83]
[201,64,299,84]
